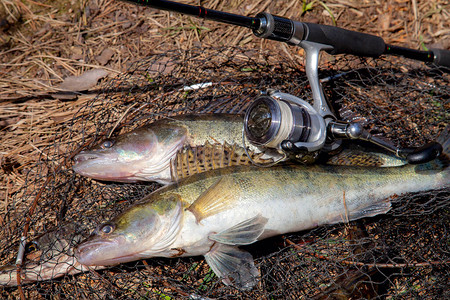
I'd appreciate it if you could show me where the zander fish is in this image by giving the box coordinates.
[73,114,277,184]
[74,141,448,290]
[73,114,406,184]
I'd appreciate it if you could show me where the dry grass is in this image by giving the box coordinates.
[0,0,448,238]
[0,2,448,297]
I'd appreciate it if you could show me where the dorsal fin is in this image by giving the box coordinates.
[326,149,407,167]
[171,143,273,181]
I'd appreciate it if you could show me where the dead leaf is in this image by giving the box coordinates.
[53,69,109,100]
[56,69,109,92]
[70,46,84,61]
[147,57,178,76]
[95,48,114,65]
[0,117,19,128]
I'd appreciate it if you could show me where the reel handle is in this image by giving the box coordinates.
[399,142,443,164]
[328,121,443,164]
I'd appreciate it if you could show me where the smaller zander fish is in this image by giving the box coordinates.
[73,114,277,184]
[0,225,103,286]
[73,114,407,184]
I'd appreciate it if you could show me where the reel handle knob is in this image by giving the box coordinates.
[400,142,443,165]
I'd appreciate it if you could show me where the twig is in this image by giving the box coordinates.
[411,0,419,38]
[107,102,138,138]
[24,0,52,8]
[343,190,349,223]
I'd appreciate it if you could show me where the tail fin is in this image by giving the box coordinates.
[436,125,450,157]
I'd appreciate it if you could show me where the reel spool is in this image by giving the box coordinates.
[244,91,328,162]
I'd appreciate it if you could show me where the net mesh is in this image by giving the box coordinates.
[1,46,449,299]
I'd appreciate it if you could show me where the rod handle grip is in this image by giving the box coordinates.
[431,48,450,68]
[303,22,385,57]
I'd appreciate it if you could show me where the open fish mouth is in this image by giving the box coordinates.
[74,152,103,164]
[75,239,141,266]
[73,151,137,182]
[75,239,116,256]
[75,239,118,265]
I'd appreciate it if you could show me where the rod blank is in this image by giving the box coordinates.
[122,0,450,68]
[123,0,260,29]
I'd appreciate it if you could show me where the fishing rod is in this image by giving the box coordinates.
[121,0,446,164]
[123,0,450,66]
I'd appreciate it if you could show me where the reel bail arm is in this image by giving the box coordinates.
[300,41,335,120]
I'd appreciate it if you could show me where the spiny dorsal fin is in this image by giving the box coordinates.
[172,143,273,181]
[187,176,239,223]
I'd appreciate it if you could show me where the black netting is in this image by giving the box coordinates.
[1,47,448,299]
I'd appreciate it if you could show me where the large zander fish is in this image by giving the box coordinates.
[75,145,449,290]
[73,114,406,184]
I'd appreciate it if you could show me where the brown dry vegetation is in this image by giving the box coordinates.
[1,0,449,204]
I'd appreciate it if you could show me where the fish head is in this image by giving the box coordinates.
[73,124,187,183]
[75,194,183,266]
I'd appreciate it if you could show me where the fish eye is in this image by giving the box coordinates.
[99,223,115,235]
[101,140,114,149]
[25,241,39,253]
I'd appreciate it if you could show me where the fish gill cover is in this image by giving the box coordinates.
[0,47,449,299]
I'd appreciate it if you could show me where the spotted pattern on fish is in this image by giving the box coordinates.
[328,151,384,167]
[326,149,406,167]
[171,142,274,181]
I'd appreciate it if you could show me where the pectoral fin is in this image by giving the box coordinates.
[209,214,268,245]
[187,177,239,223]
[204,243,259,290]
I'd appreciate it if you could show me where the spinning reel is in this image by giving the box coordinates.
[242,40,442,165]
[243,90,443,165]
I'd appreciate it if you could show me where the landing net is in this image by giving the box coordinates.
[1,47,448,299]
